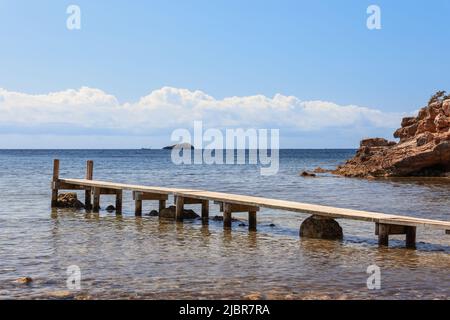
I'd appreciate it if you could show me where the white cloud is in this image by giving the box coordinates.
[0,86,402,135]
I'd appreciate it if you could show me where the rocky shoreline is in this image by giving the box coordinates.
[334,91,450,178]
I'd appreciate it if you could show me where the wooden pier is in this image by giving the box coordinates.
[51,159,450,249]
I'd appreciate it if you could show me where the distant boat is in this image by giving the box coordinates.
[140,147,152,150]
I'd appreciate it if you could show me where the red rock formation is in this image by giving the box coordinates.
[333,91,450,177]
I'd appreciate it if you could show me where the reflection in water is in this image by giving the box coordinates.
[0,149,449,299]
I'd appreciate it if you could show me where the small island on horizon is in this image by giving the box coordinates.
[162,143,195,150]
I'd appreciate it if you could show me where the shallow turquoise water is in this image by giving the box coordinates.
[0,150,449,299]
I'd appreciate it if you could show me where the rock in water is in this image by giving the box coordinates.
[15,277,33,284]
[56,193,85,209]
[333,91,450,177]
[313,167,330,173]
[159,206,200,219]
[300,171,316,177]
[105,205,115,212]
[147,210,159,216]
[299,215,343,240]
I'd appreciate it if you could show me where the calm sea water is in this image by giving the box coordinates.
[0,149,449,300]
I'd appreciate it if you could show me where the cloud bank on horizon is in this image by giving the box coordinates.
[0,86,404,139]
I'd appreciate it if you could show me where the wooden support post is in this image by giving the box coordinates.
[175,196,184,221]
[405,226,416,249]
[159,199,166,212]
[51,159,60,207]
[376,223,417,249]
[223,203,232,229]
[85,160,93,210]
[115,190,123,215]
[248,211,257,231]
[377,223,389,247]
[135,198,142,216]
[92,187,100,213]
[201,200,209,224]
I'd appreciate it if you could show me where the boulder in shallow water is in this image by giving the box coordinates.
[56,193,85,209]
[159,206,199,219]
[46,290,75,299]
[212,215,240,222]
[313,167,330,173]
[15,277,33,284]
[299,215,343,240]
[300,171,316,177]
[147,210,159,216]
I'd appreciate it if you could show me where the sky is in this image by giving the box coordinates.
[0,0,449,148]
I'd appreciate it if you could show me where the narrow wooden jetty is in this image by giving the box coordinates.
[51,160,450,249]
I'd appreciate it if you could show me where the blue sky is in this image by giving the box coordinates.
[0,0,449,148]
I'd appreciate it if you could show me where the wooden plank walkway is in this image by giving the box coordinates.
[51,160,450,249]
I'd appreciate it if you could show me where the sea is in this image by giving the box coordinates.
[0,149,449,299]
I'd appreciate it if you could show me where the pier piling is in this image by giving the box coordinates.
[159,199,166,212]
[115,190,123,215]
[223,203,232,229]
[51,159,60,207]
[201,200,209,224]
[175,196,184,221]
[93,187,101,213]
[249,211,257,231]
[85,160,93,210]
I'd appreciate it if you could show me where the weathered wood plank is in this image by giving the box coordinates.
[183,197,204,205]
[58,178,450,231]
[99,188,118,195]
[53,181,86,190]
[133,191,168,201]
[375,223,408,235]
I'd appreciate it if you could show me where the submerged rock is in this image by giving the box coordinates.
[159,206,199,219]
[313,167,330,173]
[56,193,85,209]
[299,215,343,240]
[300,171,316,177]
[212,215,240,222]
[243,292,265,300]
[46,290,75,299]
[147,210,159,216]
[15,277,33,284]
[333,91,450,177]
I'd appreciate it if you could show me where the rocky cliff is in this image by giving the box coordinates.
[333,91,450,177]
